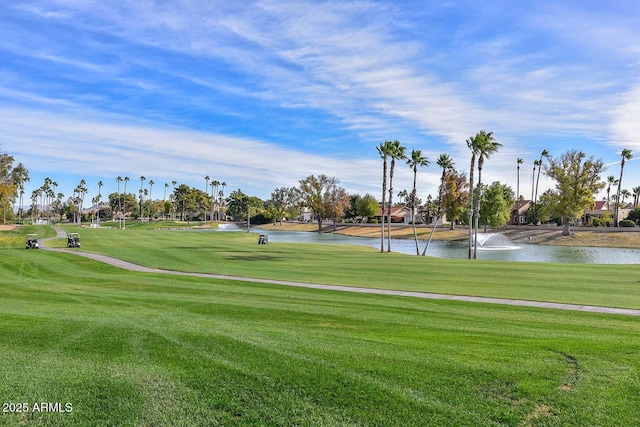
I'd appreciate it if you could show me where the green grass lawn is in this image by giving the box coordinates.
[43,224,640,309]
[1,249,639,426]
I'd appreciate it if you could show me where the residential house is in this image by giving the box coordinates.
[510,200,532,225]
[375,205,413,224]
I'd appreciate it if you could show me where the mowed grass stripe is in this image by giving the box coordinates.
[41,224,640,309]
[1,249,640,425]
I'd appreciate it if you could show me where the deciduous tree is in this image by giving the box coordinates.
[544,150,605,236]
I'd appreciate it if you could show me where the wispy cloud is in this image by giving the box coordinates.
[2,0,640,201]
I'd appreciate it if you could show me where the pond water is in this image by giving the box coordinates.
[215,224,640,264]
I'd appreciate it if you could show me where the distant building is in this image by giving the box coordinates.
[510,200,532,225]
[375,205,413,224]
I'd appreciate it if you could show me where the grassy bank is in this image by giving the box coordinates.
[1,249,639,426]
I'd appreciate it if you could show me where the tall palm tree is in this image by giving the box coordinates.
[473,131,501,259]
[204,176,210,223]
[148,180,155,219]
[516,158,524,225]
[96,180,103,223]
[211,180,220,221]
[123,177,130,228]
[533,149,550,224]
[531,161,537,203]
[615,149,632,226]
[406,149,429,255]
[466,134,479,259]
[606,175,618,210]
[139,176,146,222]
[376,141,392,253]
[116,176,122,228]
[171,180,177,220]
[423,154,454,256]
[387,140,407,252]
[219,181,227,220]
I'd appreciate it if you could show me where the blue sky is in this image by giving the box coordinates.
[1,1,639,205]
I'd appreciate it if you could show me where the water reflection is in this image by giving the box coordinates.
[251,228,640,264]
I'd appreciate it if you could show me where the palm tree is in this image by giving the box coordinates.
[473,131,501,259]
[219,182,226,220]
[116,176,122,228]
[211,180,220,221]
[423,154,454,256]
[632,186,640,209]
[96,180,103,224]
[171,180,177,220]
[123,177,130,228]
[406,149,429,255]
[204,176,210,223]
[466,134,479,259]
[621,189,631,207]
[376,141,392,253]
[606,175,618,210]
[139,176,146,222]
[148,180,155,219]
[615,149,633,226]
[387,140,407,252]
[531,161,537,203]
[533,149,550,224]
[516,158,524,225]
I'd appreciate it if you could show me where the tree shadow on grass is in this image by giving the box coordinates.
[223,254,287,261]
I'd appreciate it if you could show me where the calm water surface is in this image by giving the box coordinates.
[216,224,640,264]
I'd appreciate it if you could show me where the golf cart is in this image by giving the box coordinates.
[26,234,39,249]
[67,233,81,248]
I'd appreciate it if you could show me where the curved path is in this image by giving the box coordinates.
[43,226,640,317]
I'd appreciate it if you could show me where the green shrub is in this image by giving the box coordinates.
[619,219,636,227]
[591,217,601,227]
[370,218,378,224]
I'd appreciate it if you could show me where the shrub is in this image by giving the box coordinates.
[591,217,601,227]
[619,219,636,227]
[370,218,378,224]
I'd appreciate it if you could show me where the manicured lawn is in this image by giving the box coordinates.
[1,249,639,426]
[44,224,640,309]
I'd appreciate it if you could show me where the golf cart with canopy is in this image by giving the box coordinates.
[67,233,81,248]
[26,234,39,249]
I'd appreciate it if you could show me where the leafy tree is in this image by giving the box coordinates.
[479,182,514,231]
[172,184,209,221]
[225,190,263,226]
[544,150,605,235]
[443,169,469,230]
[299,174,344,231]
[533,189,560,225]
[625,208,640,224]
[0,147,29,224]
[324,183,351,230]
[225,189,249,222]
[356,193,379,221]
[270,187,300,225]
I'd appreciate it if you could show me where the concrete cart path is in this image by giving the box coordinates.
[43,226,640,317]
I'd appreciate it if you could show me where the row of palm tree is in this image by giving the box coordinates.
[204,177,227,223]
